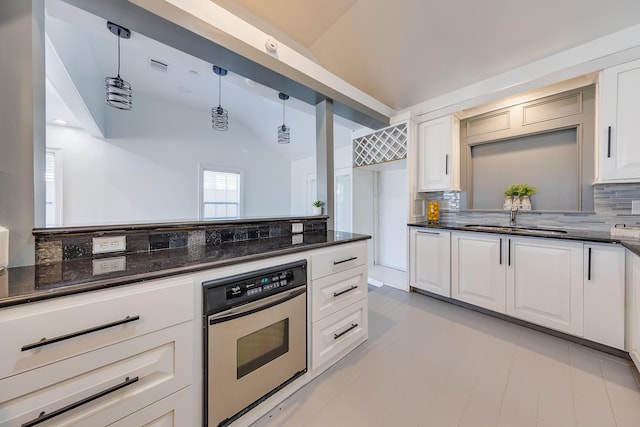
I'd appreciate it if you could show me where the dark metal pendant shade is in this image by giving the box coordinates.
[278,93,290,144]
[105,22,133,111]
[212,65,229,131]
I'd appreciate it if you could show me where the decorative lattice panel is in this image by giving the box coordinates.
[353,122,407,167]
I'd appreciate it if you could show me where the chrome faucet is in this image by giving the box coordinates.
[510,205,519,226]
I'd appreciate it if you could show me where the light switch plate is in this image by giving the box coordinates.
[92,236,126,254]
[633,200,640,215]
[92,256,126,275]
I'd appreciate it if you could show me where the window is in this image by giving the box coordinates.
[201,168,241,219]
[45,149,63,226]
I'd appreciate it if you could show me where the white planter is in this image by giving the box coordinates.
[312,206,323,215]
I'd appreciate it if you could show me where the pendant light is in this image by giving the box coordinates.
[105,21,133,111]
[212,66,229,131]
[278,93,290,144]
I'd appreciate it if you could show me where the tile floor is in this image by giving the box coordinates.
[254,286,640,427]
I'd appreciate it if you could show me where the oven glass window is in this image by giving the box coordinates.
[237,318,289,379]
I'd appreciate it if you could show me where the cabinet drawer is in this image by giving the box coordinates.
[109,386,194,427]
[0,276,193,380]
[312,299,368,371]
[311,265,367,322]
[0,322,192,427]
[311,242,367,280]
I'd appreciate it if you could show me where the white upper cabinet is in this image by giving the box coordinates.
[598,59,640,182]
[417,115,460,191]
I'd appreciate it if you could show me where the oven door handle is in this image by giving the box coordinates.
[209,285,306,324]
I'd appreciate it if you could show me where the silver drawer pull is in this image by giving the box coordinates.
[21,376,139,427]
[417,231,440,235]
[333,285,358,298]
[334,323,358,340]
[21,315,140,352]
[333,256,357,265]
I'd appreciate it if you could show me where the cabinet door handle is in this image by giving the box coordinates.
[607,126,612,158]
[334,323,358,340]
[445,154,449,175]
[21,315,140,352]
[508,239,511,266]
[587,247,592,281]
[333,256,357,265]
[417,230,440,235]
[333,285,358,298]
[21,376,139,427]
[499,238,503,265]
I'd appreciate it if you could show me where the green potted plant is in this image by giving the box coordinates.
[519,184,537,210]
[503,184,519,210]
[312,200,323,215]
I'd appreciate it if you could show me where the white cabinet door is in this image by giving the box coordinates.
[599,59,640,182]
[627,250,640,371]
[409,228,451,297]
[417,115,460,191]
[452,232,505,313]
[109,386,194,427]
[506,237,583,336]
[583,243,625,349]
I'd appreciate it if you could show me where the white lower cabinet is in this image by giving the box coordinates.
[409,228,451,297]
[584,243,625,349]
[0,276,194,427]
[452,232,506,312]
[310,242,368,373]
[450,231,625,345]
[626,250,640,371]
[311,298,368,371]
[506,237,583,336]
[109,386,193,427]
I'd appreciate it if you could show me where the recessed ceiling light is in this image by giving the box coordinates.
[52,119,68,125]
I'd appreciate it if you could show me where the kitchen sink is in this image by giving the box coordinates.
[463,224,568,235]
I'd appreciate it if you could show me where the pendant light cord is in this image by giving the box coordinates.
[116,29,121,78]
[282,98,286,126]
[218,74,222,108]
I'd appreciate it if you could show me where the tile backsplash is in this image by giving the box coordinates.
[424,183,640,231]
[35,218,327,264]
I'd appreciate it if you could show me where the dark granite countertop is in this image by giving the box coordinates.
[407,221,640,255]
[0,231,370,308]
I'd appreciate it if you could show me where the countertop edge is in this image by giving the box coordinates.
[407,222,640,256]
[0,234,370,309]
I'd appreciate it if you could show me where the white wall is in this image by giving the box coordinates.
[48,92,292,225]
[290,126,354,219]
[376,168,408,270]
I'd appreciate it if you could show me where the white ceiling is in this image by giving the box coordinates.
[210,0,640,110]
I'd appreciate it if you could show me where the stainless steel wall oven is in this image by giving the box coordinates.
[203,260,307,426]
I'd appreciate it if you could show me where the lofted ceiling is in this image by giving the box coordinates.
[210,0,640,110]
[44,0,365,162]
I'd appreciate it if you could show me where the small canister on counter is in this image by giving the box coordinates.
[427,201,439,224]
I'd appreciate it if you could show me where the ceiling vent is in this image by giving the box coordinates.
[149,58,168,72]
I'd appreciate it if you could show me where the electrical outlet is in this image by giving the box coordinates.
[92,236,126,254]
[291,223,303,234]
[92,256,126,275]
[633,200,640,215]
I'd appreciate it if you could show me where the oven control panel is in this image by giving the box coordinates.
[203,259,307,315]
[226,270,294,300]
